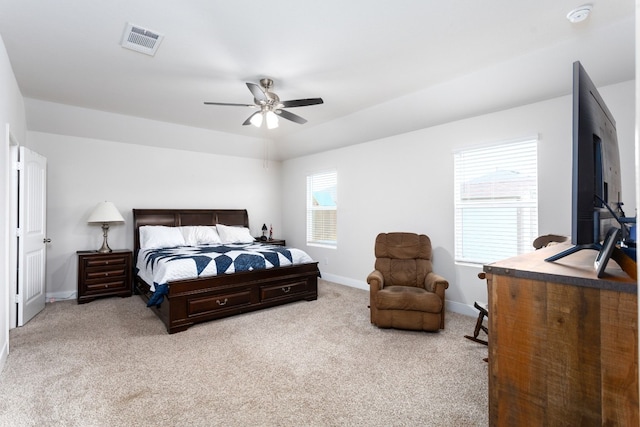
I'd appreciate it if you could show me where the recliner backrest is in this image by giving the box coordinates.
[374,232,432,288]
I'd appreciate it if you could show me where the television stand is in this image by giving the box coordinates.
[544,243,600,262]
[545,242,637,280]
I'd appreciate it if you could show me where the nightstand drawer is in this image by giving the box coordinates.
[85,278,129,292]
[83,255,128,268]
[85,266,127,281]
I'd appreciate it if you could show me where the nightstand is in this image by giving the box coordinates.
[266,239,286,246]
[255,238,286,246]
[77,250,133,304]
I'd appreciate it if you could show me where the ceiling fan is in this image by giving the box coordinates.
[204,78,324,129]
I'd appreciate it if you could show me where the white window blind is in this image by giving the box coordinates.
[454,138,538,264]
[307,170,337,247]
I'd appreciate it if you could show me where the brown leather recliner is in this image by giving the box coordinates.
[367,232,449,331]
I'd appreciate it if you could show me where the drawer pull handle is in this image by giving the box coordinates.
[282,286,291,293]
[216,298,228,306]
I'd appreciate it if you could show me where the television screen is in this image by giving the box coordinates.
[572,61,621,245]
[546,61,624,263]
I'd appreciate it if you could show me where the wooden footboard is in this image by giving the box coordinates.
[135,262,319,334]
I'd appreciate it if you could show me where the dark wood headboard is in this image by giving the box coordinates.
[132,209,249,252]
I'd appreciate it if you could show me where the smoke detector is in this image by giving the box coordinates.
[121,23,164,56]
[567,4,592,24]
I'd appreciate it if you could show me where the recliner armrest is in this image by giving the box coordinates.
[367,270,384,291]
[424,272,449,298]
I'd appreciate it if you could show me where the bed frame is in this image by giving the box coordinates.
[133,209,319,334]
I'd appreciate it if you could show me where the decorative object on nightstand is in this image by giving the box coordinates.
[77,250,132,304]
[260,223,268,241]
[87,201,125,253]
[269,224,273,240]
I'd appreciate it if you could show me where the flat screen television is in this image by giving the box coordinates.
[546,61,631,263]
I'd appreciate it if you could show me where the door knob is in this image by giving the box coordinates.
[43,238,51,243]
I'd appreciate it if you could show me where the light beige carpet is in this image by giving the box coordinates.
[0,280,488,426]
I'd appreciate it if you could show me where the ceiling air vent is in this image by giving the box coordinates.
[121,23,164,56]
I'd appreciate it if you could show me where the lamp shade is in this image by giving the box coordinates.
[87,201,124,224]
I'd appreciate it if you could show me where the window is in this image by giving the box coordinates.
[454,137,538,264]
[307,170,337,247]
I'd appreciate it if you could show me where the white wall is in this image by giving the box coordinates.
[27,132,282,300]
[281,79,636,315]
[0,34,27,372]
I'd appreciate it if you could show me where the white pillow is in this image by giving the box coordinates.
[179,226,198,246]
[216,224,255,244]
[180,226,222,246]
[139,225,186,249]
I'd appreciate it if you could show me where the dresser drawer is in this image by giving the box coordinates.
[260,280,308,302]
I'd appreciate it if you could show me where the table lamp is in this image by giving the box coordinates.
[87,201,125,253]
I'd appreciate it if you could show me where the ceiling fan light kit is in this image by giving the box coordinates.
[265,111,279,129]
[204,78,323,129]
[249,112,263,127]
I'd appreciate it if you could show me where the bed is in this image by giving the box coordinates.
[133,208,319,334]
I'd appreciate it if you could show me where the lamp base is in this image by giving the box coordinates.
[97,223,112,253]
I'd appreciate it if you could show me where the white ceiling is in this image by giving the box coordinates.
[0,1,635,160]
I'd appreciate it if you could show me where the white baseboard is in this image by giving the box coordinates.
[0,337,8,374]
[46,290,76,302]
[320,272,478,318]
[319,272,368,291]
[445,300,478,317]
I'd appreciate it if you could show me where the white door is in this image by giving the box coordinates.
[17,146,47,326]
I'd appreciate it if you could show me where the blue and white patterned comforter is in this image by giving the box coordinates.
[136,243,315,306]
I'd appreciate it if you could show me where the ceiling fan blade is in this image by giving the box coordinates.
[204,102,254,107]
[242,111,261,126]
[280,98,324,108]
[246,82,267,103]
[276,109,308,124]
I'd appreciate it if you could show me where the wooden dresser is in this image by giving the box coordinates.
[484,243,638,426]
